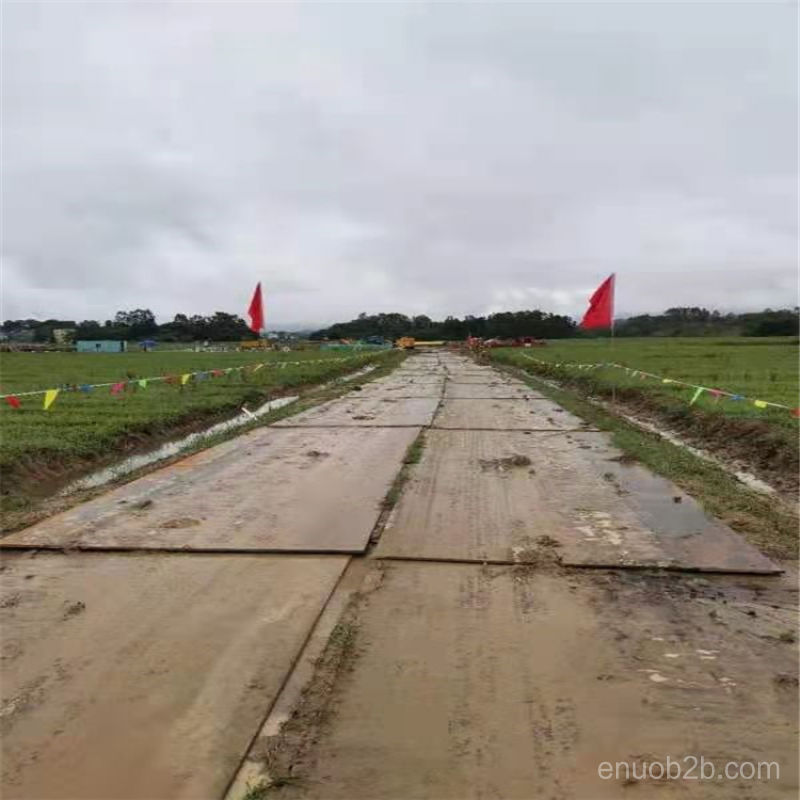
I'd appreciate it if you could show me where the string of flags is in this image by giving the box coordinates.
[1,352,388,411]
[520,354,799,419]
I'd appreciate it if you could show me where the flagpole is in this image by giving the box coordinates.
[610,273,616,405]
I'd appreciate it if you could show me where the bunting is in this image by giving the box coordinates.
[520,354,796,417]
[0,352,389,411]
[43,389,60,410]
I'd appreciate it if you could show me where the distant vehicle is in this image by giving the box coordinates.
[395,337,416,350]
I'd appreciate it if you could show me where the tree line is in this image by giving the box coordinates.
[311,307,798,341]
[2,306,796,344]
[310,311,577,341]
[1,310,258,343]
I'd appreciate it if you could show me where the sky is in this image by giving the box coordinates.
[2,1,797,329]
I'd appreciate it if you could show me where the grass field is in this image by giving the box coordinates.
[490,337,798,423]
[0,348,398,490]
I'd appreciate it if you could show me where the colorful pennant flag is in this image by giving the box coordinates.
[43,389,59,410]
[753,399,768,409]
[138,378,148,389]
[110,382,126,395]
[5,395,20,409]
[689,387,705,406]
[180,373,191,385]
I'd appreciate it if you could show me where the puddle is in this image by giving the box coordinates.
[62,395,298,493]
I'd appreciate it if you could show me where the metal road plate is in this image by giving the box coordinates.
[2,426,420,553]
[433,398,590,430]
[443,382,544,399]
[376,430,779,573]
[279,562,795,798]
[0,551,347,799]
[272,395,439,427]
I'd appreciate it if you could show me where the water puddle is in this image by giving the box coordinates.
[63,395,298,493]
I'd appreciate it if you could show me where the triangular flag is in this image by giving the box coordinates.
[753,399,768,409]
[5,395,20,409]
[43,389,59,410]
[247,282,265,333]
[689,387,704,406]
[111,382,125,395]
[662,378,674,385]
[579,274,615,330]
[138,379,148,389]
[791,408,800,418]
[180,373,191,385]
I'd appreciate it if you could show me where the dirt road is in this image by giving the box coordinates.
[1,352,797,799]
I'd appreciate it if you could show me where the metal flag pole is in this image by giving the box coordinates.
[610,273,616,405]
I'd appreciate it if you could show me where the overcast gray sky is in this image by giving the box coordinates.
[2,1,797,328]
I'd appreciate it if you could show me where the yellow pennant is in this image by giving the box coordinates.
[138,379,148,389]
[180,373,191,385]
[43,389,59,410]
[753,399,768,409]
[662,378,674,384]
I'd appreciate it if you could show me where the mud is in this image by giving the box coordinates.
[263,561,798,799]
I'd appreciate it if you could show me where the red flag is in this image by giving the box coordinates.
[247,282,264,333]
[579,274,615,330]
[5,395,20,409]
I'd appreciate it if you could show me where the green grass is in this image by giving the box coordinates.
[490,337,798,425]
[0,349,397,475]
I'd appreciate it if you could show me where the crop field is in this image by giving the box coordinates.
[0,348,398,491]
[490,337,798,424]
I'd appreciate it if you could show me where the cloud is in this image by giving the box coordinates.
[2,2,796,326]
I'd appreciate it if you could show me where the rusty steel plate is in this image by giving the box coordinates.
[2,426,420,553]
[376,430,779,573]
[0,551,347,800]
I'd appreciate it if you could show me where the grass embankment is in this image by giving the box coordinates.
[490,338,799,495]
[0,348,402,509]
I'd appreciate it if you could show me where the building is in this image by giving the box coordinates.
[53,328,76,344]
[76,340,127,353]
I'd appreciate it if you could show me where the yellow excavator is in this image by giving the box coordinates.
[395,337,416,350]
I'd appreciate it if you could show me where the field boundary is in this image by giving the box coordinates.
[519,354,797,414]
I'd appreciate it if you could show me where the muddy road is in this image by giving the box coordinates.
[1,352,797,799]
